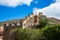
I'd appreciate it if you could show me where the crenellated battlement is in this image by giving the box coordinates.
[4,22,22,30]
[3,12,43,29]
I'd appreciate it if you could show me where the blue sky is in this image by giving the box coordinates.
[0,0,58,22]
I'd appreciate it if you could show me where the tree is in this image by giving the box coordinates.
[36,15,48,29]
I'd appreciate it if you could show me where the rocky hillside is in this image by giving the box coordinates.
[48,18,60,24]
[0,13,60,26]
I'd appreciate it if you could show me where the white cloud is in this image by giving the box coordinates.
[33,0,60,19]
[56,0,60,2]
[0,0,33,7]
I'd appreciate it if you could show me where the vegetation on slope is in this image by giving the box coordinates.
[13,16,60,40]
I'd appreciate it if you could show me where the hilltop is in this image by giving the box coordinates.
[0,13,60,26]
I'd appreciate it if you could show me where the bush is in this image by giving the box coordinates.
[13,28,44,40]
[42,24,60,40]
[22,28,32,40]
[14,28,23,40]
[29,29,42,40]
[13,24,60,40]
[36,16,48,29]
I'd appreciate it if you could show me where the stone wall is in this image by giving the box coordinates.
[3,22,23,40]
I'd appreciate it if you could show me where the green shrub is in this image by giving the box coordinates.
[14,28,23,40]
[29,29,40,40]
[22,28,32,40]
[42,24,60,40]
[14,28,32,40]
[13,28,44,40]
[13,24,60,40]
[36,17,48,29]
